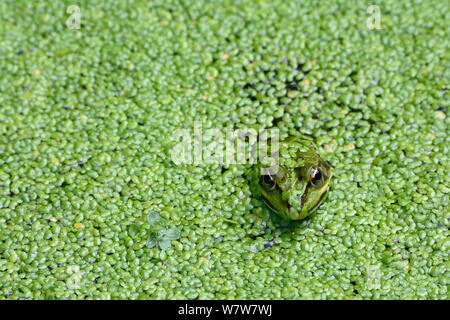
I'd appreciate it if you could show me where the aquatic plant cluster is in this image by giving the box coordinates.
[0,0,448,299]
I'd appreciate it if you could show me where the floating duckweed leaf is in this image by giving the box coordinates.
[145,224,181,251]
[243,244,259,253]
[128,224,140,237]
[161,228,181,240]
[145,237,157,249]
[146,210,162,226]
[158,238,171,250]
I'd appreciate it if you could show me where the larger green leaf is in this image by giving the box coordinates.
[146,210,162,226]
[128,224,140,237]
[158,238,171,250]
[160,227,181,240]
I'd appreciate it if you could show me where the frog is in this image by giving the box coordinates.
[249,135,333,221]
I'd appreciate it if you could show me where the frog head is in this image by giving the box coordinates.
[256,136,333,220]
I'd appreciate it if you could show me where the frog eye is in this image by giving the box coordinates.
[310,167,323,188]
[262,174,276,189]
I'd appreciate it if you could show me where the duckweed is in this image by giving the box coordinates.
[0,0,449,300]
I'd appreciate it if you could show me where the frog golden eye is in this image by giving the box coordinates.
[310,167,323,188]
[311,168,321,181]
[262,174,276,189]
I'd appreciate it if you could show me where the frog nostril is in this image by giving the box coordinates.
[300,192,307,205]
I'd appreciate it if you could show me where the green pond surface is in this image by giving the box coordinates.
[0,0,448,299]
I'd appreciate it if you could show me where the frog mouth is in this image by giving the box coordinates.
[308,187,328,213]
[261,195,277,213]
[261,193,292,214]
